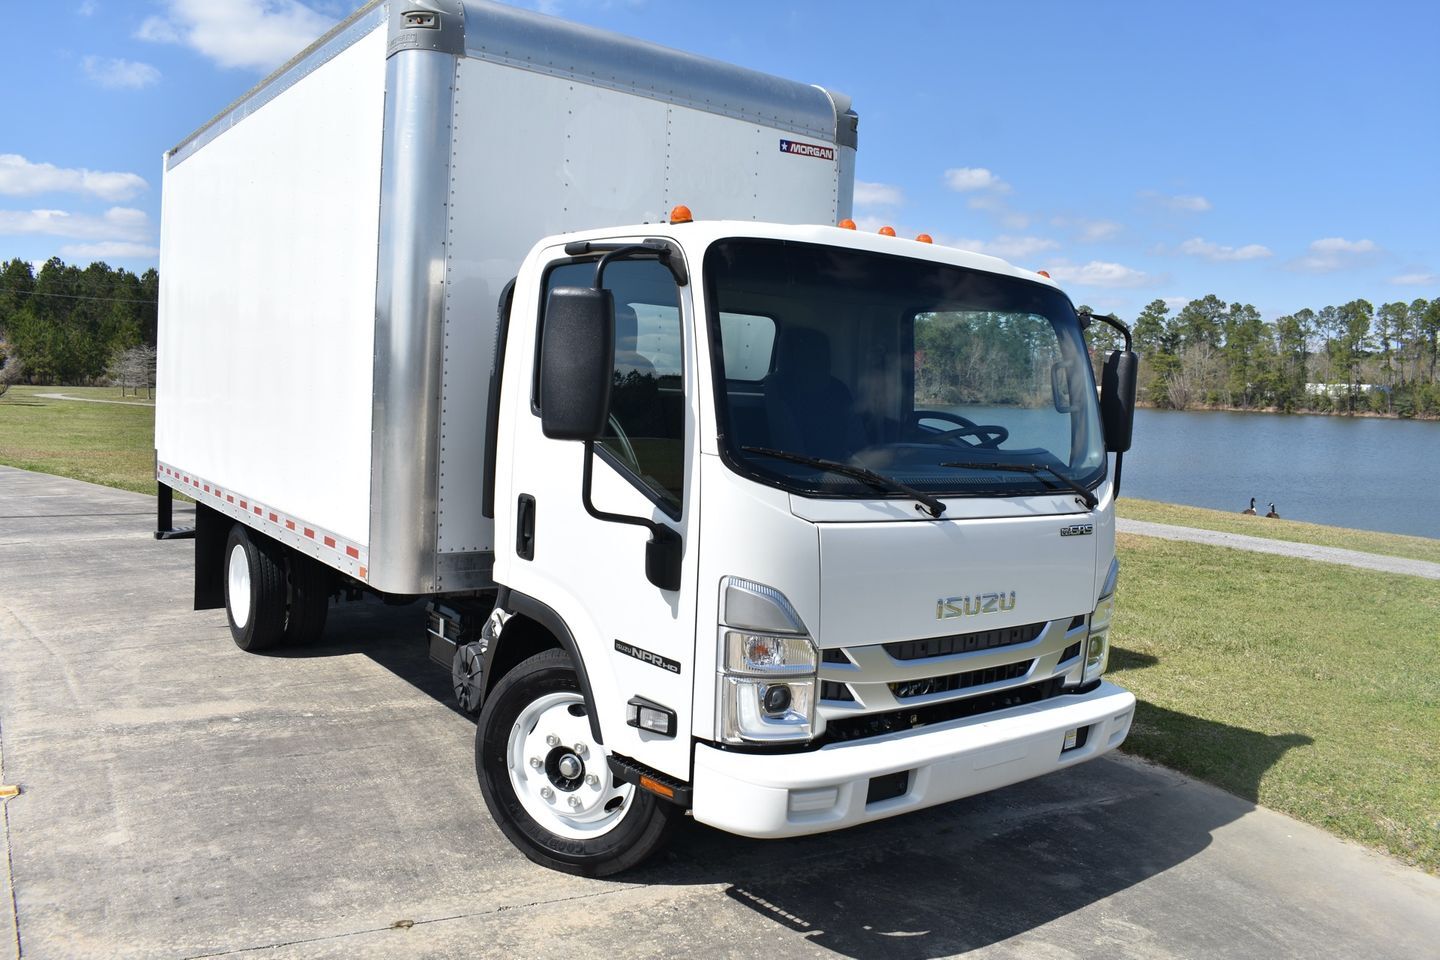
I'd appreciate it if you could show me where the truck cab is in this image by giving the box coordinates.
[474,217,1136,873]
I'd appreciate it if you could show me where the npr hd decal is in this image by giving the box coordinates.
[615,639,681,674]
[779,139,836,161]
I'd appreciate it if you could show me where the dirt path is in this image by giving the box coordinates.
[30,392,154,407]
[1117,518,1440,580]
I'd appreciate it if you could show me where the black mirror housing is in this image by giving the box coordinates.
[1100,350,1137,453]
[540,286,614,440]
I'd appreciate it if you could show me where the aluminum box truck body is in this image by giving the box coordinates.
[156,0,1138,875]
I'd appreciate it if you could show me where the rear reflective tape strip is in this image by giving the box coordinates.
[155,460,368,578]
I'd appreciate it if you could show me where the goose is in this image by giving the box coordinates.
[1242,497,1257,515]
[1265,503,1280,519]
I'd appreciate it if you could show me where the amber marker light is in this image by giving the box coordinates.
[838,218,857,229]
[1037,270,1051,278]
[878,225,896,236]
[916,233,933,244]
[669,204,693,224]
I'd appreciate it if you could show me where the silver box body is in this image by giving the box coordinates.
[156,0,856,594]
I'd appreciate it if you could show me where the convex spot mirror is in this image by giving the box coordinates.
[540,286,614,440]
[1100,350,1137,453]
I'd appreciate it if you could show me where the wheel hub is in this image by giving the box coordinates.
[507,692,634,840]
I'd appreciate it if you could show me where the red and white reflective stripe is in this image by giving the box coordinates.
[157,461,368,580]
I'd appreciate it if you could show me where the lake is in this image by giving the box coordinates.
[1121,408,1440,540]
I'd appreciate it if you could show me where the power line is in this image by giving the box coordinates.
[0,286,157,305]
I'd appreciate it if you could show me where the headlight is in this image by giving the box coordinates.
[1084,558,1119,683]
[716,578,819,744]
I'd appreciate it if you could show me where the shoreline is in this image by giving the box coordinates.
[1135,401,1439,421]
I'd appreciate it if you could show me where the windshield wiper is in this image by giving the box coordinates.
[742,446,947,518]
[939,460,1098,510]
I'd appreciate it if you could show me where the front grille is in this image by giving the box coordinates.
[1059,640,1082,663]
[824,678,1065,744]
[890,660,1033,700]
[883,622,1045,661]
[820,680,855,702]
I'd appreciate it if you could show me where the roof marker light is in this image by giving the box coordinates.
[838,218,856,229]
[670,204,693,224]
[916,234,933,244]
[1036,270,1051,278]
[878,225,896,237]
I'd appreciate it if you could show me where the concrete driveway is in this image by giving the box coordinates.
[1,465,1436,959]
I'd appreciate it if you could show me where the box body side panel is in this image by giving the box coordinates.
[156,26,387,548]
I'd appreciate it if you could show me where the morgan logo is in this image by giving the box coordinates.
[936,592,1017,620]
[1060,523,1094,537]
[779,138,836,161]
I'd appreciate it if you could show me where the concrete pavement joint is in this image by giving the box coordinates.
[179,885,639,959]
[1,719,22,960]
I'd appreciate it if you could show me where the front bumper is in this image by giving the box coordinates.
[691,680,1135,838]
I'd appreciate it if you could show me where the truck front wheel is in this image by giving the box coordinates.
[475,649,680,876]
[224,525,286,651]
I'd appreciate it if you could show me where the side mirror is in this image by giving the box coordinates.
[539,286,614,440]
[1100,350,1137,453]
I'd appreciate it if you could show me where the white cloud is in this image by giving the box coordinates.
[1142,191,1212,213]
[0,207,151,242]
[853,180,904,207]
[0,154,147,201]
[1389,271,1437,286]
[137,0,337,72]
[1290,236,1381,273]
[942,234,1058,261]
[1177,237,1273,262]
[943,167,1010,193]
[60,241,159,260]
[1163,296,1191,312]
[1051,217,1122,243]
[1046,260,1153,288]
[83,56,161,89]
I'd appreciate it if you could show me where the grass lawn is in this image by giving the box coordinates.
[0,385,157,494]
[1118,496,1440,565]
[1113,532,1440,873]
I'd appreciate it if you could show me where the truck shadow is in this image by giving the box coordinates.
[308,602,1311,959]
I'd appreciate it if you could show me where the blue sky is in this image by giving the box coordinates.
[3,0,1436,320]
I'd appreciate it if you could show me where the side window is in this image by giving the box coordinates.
[541,258,685,516]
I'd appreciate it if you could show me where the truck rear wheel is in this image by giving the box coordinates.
[283,553,331,646]
[224,525,286,651]
[475,649,680,876]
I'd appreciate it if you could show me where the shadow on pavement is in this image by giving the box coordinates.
[299,600,1310,959]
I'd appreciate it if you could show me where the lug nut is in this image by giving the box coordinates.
[568,796,582,810]
[545,734,560,747]
[540,786,554,801]
[529,756,542,769]
[574,743,589,758]
[585,774,599,787]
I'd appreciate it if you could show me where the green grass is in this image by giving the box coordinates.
[0,385,157,493]
[1118,497,1440,565]
[1113,532,1440,873]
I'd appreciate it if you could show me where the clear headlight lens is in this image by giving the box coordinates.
[1084,558,1119,683]
[717,578,819,744]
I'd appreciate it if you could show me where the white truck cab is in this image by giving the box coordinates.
[155,0,1139,876]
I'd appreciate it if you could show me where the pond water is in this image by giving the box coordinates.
[1120,408,1440,540]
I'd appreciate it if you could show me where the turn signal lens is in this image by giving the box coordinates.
[878,225,896,236]
[670,204,693,224]
[838,218,857,229]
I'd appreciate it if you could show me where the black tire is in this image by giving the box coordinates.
[224,525,286,652]
[283,553,332,646]
[475,649,680,876]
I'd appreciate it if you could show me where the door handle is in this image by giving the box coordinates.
[516,494,536,560]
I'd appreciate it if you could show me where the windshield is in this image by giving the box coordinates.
[705,239,1105,502]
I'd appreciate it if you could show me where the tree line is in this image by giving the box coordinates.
[0,257,158,392]
[1084,294,1440,418]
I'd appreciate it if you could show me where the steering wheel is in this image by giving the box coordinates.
[911,410,1009,450]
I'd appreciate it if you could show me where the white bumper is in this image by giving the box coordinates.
[692,681,1135,838]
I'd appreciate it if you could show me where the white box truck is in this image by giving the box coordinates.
[156,0,1140,876]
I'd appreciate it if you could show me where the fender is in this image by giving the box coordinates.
[484,586,605,744]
